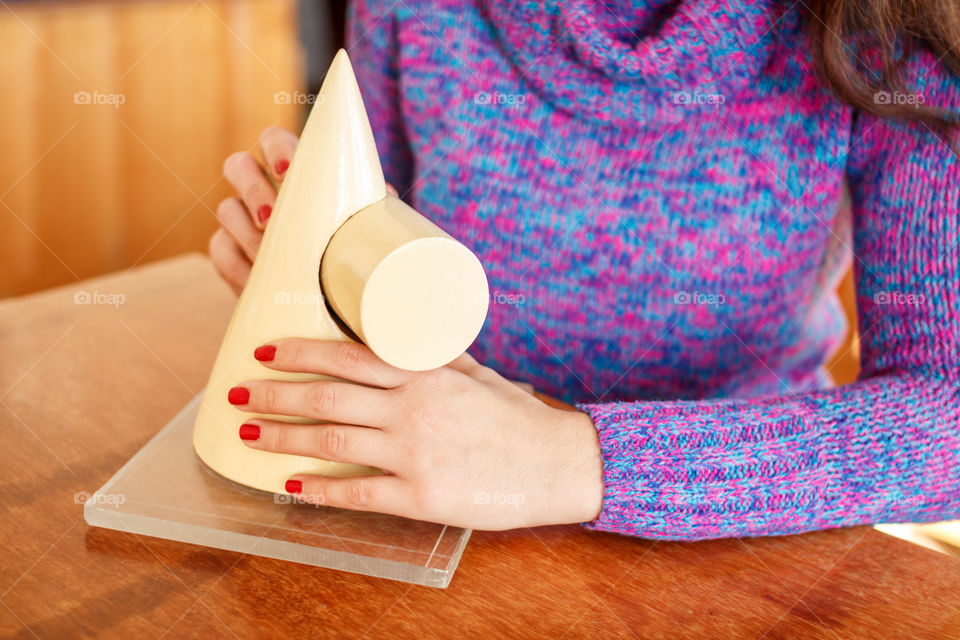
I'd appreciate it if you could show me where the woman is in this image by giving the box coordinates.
[208,0,959,539]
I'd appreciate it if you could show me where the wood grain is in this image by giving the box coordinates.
[0,0,303,297]
[0,255,957,639]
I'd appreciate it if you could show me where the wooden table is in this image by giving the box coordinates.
[1,254,958,639]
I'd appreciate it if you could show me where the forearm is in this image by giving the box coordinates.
[577,366,960,539]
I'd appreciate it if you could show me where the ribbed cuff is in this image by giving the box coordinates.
[575,399,834,540]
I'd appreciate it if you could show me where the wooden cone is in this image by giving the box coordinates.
[193,50,488,493]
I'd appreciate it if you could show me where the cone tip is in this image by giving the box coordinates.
[329,49,353,76]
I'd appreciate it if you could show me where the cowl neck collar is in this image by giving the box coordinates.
[482,0,790,125]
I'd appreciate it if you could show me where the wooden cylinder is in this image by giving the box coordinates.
[321,195,489,371]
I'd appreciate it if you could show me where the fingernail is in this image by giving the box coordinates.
[254,345,276,362]
[285,479,302,494]
[228,386,250,405]
[257,204,272,223]
[239,423,261,441]
[275,159,289,176]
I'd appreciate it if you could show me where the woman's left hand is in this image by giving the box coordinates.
[229,338,604,530]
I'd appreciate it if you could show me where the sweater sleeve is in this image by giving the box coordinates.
[346,0,414,194]
[577,54,960,540]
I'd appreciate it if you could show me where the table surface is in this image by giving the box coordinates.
[1,254,958,639]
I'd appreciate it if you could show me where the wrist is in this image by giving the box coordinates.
[554,408,604,524]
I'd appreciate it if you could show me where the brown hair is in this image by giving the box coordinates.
[807,0,960,136]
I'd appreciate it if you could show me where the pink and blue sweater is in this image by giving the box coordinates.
[347,0,960,539]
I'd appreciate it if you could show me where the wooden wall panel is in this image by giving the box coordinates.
[0,0,304,296]
[0,15,45,289]
[828,267,860,385]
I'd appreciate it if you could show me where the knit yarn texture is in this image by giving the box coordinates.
[347,0,960,539]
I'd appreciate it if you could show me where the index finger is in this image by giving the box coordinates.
[254,338,416,388]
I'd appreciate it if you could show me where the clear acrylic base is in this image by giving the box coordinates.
[84,393,471,588]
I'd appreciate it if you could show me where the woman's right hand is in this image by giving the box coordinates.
[210,126,300,294]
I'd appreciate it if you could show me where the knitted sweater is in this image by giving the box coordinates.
[346,0,960,539]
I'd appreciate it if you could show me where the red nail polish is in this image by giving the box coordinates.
[285,479,302,494]
[275,159,289,176]
[228,386,250,405]
[254,345,276,362]
[257,204,272,223]
[239,423,261,440]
